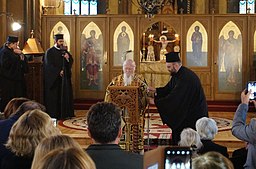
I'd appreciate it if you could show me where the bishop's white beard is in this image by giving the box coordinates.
[123,73,134,86]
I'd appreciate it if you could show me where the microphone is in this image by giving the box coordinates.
[60,46,69,62]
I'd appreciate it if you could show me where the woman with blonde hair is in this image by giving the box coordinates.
[0,100,46,163]
[192,151,234,169]
[31,135,85,168]
[0,109,61,169]
[31,147,96,169]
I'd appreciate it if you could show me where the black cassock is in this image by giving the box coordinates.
[154,66,208,145]
[0,45,28,111]
[43,46,74,119]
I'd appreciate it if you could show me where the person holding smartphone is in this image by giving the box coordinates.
[232,89,256,169]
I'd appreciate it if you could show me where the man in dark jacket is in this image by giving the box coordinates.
[86,102,143,169]
[0,36,28,112]
[43,34,74,119]
[148,52,208,145]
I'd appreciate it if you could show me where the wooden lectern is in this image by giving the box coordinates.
[108,85,145,153]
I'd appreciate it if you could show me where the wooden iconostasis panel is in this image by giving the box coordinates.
[42,15,255,101]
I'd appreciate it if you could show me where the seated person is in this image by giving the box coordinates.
[178,128,203,158]
[85,102,143,169]
[0,100,45,161]
[31,147,95,169]
[232,89,256,169]
[105,59,148,111]
[2,97,29,119]
[230,145,248,169]
[196,117,229,157]
[192,151,234,169]
[31,135,96,169]
[1,109,61,169]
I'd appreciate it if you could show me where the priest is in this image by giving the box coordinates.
[105,59,148,111]
[148,52,208,145]
[43,34,74,119]
[0,36,28,112]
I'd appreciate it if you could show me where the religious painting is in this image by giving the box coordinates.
[50,21,70,50]
[186,21,208,67]
[218,21,242,92]
[142,22,178,62]
[80,22,103,90]
[113,21,134,66]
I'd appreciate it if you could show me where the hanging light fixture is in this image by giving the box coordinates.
[0,12,22,31]
[137,0,164,18]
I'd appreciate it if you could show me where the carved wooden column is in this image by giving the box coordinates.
[0,0,7,45]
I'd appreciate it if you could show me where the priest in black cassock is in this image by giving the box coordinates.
[0,36,28,112]
[148,52,208,145]
[43,34,74,119]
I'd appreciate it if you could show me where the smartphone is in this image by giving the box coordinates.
[247,81,256,100]
[164,147,192,169]
[51,118,57,127]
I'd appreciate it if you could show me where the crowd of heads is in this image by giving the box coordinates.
[0,96,240,169]
[0,98,96,169]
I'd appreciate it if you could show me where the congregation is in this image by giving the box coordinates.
[0,96,250,169]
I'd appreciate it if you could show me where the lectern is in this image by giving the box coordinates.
[108,86,145,153]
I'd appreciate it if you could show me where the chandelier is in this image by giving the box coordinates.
[137,0,164,18]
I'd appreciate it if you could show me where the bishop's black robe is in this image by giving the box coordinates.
[43,46,74,119]
[0,45,28,112]
[154,66,208,145]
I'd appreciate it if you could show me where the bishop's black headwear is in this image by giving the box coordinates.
[165,52,181,62]
[54,34,64,41]
[7,35,18,43]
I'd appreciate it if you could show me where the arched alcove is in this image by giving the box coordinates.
[80,22,103,90]
[50,22,70,50]
[113,21,134,66]
[186,21,208,67]
[218,21,242,92]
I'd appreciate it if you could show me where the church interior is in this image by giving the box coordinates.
[1,0,256,162]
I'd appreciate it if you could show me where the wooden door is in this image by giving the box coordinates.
[213,15,248,100]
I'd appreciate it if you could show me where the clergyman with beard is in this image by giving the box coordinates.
[148,52,208,145]
[105,59,148,111]
[43,34,74,120]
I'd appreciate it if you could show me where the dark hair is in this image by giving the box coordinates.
[87,102,121,143]
[15,100,46,117]
[4,97,30,119]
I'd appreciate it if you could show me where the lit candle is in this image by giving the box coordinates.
[143,33,146,50]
